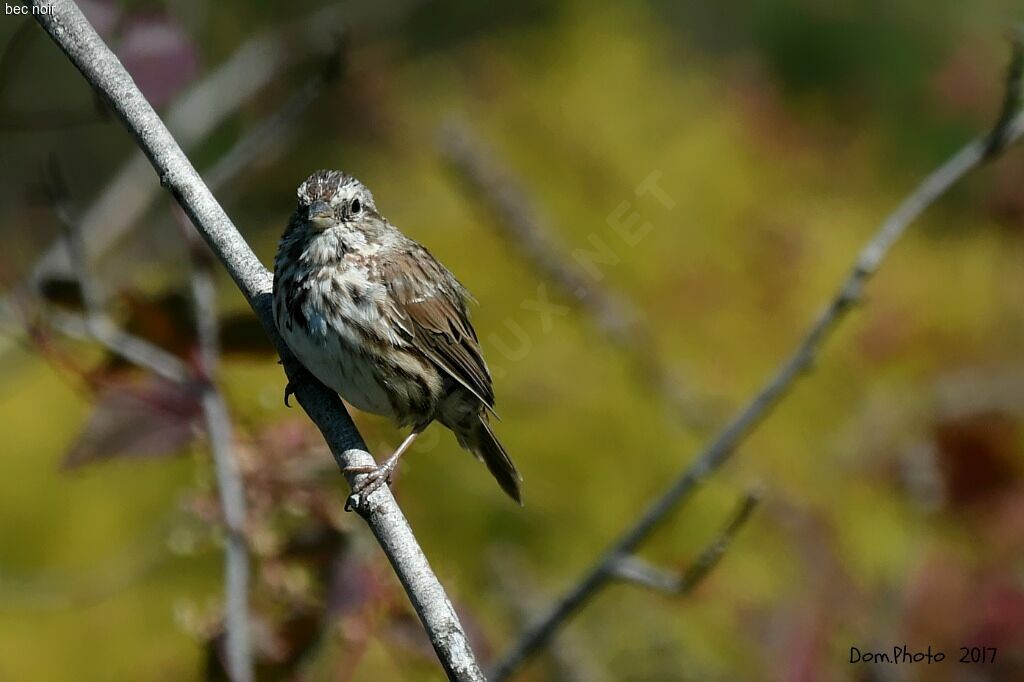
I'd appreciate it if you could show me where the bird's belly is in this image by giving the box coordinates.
[280,315,395,418]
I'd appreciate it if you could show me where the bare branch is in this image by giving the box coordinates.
[489,52,1024,682]
[187,229,253,682]
[39,167,190,383]
[55,169,103,314]
[490,549,611,682]
[29,2,484,679]
[41,160,254,680]
[25,53,340,376]
[606,556,682,594]
[201,43,344,194]
[674,489,760,592]
[29,4,346,286]
[610,490,760,595]
[437,120,713,430]
[985,25,1024,158]
[46,309,189,383]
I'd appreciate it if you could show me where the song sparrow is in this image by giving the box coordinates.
[273,170,522,503]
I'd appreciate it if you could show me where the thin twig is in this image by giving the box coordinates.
[985,25,1024,158]
[29,3,484,680]
[0,2,347,345]
[55,166,103,314]
[490,549,611,682]
[46,308,189,383]
[25,53,342,377]
[437,120,713,429]
[40,166,190,384]
[609,490,760,595]
[34,174,251,670]
[188,231,253,682]
[489,47,1024,682]
[605,556,682,594]
[202,44,344,193]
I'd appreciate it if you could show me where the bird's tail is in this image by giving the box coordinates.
[459,415,523,504]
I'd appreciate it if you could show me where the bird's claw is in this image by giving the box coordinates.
[343,462,396,512]
[283,380,297,408]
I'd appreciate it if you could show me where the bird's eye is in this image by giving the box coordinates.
[350,198,362,216]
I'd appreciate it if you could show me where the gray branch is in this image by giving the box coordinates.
[489,46,1024,682]
[29,2,484,680]
[31,4,345,286]
[609,490,760,595]
[46,308,189,383]
[45,164,255,680]
[202,62,339,194]
[188,232,253,682]
[0,4,343,357]
[489,550,611,682]
[42,171,191,384]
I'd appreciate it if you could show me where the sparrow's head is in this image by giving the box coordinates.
[296,170,379,233]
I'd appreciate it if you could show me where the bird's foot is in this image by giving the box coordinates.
[343,459,399,511]
[342,430,422,511]
[283,373,316,407]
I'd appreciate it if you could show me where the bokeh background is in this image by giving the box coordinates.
[2,0,1024,680]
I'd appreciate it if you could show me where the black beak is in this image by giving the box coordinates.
[308,200,333,229]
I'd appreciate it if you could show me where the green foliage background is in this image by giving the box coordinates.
[1,0,1023,679]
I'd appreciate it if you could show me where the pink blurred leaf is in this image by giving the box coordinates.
[118,14,199,108]
[63,376,203,469]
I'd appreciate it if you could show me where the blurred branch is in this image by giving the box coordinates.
[437,120,713,430]
[609,490,760,595]
[202,40,345,194]
[37,55,342,377]
[985,24,1024,158]
[187,230,253,682]
[489,43,1024,682]
[41,163,254,681]
[46,308,189,383]
[0,2,348,347]
[39,167,190,383]
[490,550,611,682]
[29,3,484,680]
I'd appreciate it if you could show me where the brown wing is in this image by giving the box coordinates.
[379,244,496,412]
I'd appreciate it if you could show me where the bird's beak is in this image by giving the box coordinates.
[308,201,334,230]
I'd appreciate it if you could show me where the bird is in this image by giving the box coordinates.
[272,169,522,504]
